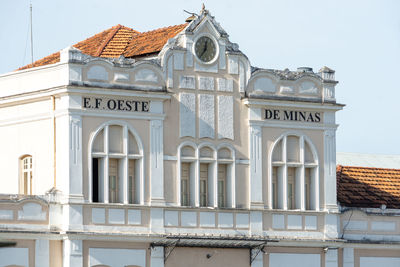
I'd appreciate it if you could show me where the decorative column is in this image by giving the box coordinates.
[324,129,338,211]
[150,120,164,205]
[249,125,263,209]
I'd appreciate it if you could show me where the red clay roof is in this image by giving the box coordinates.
[337,165,400,209]
[123,24,187,58]
[18,23,187,71]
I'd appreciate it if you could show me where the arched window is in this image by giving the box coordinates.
[217,145,235,208]
[179,143,196,206]
[19,155,33,195]
[89,121,144,204]
[269,134,319,211]
[177,142,235,208]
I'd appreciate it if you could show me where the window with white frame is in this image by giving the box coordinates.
[20,155,33,195]
[178,143,235,208]
[270,134,319,210]
[90,122,143,204]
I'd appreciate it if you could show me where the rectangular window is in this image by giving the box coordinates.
[109,158,119,203]
[200,163,208,207]
[218,164,227,207]
[181,163,190,206]
[128,159,135,204]
[287,167,295,210]
[92,158,99,203]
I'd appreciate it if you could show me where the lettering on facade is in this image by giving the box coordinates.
[265,109,321,123]
[82,97,150,112]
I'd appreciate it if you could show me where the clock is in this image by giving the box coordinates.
[194,36,217,63]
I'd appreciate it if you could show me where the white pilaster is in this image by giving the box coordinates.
[282,137,288,210]
[325,213,339,239]
[299,136,305,210]
[63,239,83,267]
[150,246,164,267]
[150,120,165,204]
[343,248,354,267]
[325,248,338,267]
[324,130,338,211]
[35,239,49,267]
[250,211,263,235]
[69,115,83,201]
[249,125,263,208]
[150,208,165,234]
[122,125,129,204]
[103,126,109,203]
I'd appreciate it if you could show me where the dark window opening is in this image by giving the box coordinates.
[92,158,99,202]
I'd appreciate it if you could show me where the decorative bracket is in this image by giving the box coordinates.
[164,239,180,263]
[250,243,266,265]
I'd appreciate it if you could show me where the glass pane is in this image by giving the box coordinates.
[272,167,278,209]
[304,142,315,163]
[181,179,189,206]
[272,140,282,162]
[200,164,208,207]
[287,136,300,162]
[109,159,119,203]
[128,132,139,154]
[287,167,295,209]
[128,159,135,204]
[92,129,104,153]
[218,180,225,207]
[181,163,190,206]
[305,168,311,210]
[108,125,123,153]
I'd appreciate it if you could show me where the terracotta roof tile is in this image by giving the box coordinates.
[123,23,187,58]
[18,23,187,71]
[99,25,140,58]
[337,165,400,209]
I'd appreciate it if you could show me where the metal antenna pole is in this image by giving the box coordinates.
[30,2,33,64]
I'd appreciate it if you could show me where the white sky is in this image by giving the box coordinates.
[1,0,399,155]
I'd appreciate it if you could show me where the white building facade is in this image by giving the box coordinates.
[0,8,399,267]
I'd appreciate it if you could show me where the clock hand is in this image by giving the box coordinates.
[200,40,208,57]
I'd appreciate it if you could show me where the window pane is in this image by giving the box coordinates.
[92,158,99,203]
[200,164,208,207]
[287,167,295,209]
[109,125,123,153]
[218,164,227,208]
[128,159,135,204]
[109,159,119,203]
[272,167,278,209]
[181,163,190,206]
[287,136,300,162]
[305,168,311,210]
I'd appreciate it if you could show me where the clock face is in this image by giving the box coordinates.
[194,36,217,63]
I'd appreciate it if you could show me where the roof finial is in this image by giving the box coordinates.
[200,3,208,15]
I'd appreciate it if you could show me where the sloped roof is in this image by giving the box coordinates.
[124,24,187,58]
[337,165,400,209]
[18,23,187,71]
